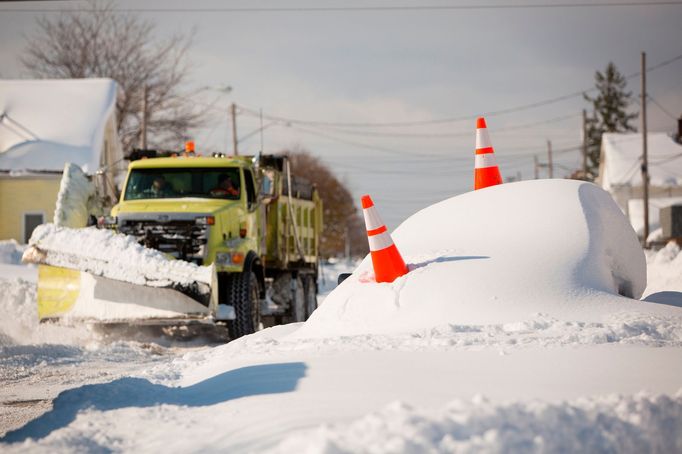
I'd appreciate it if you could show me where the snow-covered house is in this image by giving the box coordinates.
[597,132,682,237]
[0,78,124,243]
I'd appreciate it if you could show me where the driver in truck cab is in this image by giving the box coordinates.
[210,173,240,198]
[144,175,176,198]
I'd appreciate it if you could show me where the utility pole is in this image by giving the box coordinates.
[582,109,588,178]
[344,225,350,263]
[259,108,264,154]
[547,140,554,178]
[534,155,539,179]
[230,103,239,156]
[641,51,650,247]
[139,85,148,149]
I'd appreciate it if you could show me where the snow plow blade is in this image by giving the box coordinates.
[23,225,218,323]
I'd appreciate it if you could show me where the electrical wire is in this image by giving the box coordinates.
[192,50,681,147]
[286,124,446,158]
[650,152,682,165]
[238,111,581,139]
[235,51,682,129]
[647,95,679,120]
[286,123,555,159]
[4,2,682,13]
[237,94,590,128]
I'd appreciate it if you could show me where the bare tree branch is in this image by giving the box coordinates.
[22,0,205,151]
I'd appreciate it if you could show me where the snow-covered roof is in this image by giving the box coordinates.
[0,78,118,174]
[600,132,682,191]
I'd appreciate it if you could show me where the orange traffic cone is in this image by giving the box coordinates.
[474,117,503,190]
[361,195,408,283]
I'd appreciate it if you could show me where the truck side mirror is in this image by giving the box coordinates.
[259,172,275,203]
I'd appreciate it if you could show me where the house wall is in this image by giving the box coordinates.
[0,175,62,243]
[610,185,682,214]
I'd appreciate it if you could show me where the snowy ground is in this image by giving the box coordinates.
[0,258,210,440]
[1,180,682,453]
[0,246,358,444]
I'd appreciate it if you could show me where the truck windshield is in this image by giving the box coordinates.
[124,167,242,201]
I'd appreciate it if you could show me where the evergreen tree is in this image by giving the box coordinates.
[583,62,638,179]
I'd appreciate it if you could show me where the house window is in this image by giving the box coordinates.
[24,212,44,244]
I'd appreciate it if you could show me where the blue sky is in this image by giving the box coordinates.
[1,1,681,228]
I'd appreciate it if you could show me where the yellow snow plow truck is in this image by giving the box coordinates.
[25,152,322,339]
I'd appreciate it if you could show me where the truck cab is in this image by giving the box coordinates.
[111,156,260,273]
[106,152,322,339]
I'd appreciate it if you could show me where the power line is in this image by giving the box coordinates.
[192,50,682,146]
[288,121,583,159]
[238,92,589,128]
[648,94,679,120]
[235,51,682,128]
[4,2,682,13]
[650,152,682,165]
[239,110,581,138]
[286,124,450,158]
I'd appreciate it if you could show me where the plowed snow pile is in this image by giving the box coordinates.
[26,224,213,288]
[3,179,682,453]
[296,179,681,339]
[0,240,24,265]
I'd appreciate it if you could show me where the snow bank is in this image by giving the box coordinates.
[24,224,213,289]
[221,312,682,358]
[0,240,25,265]
[156,311,682,382]
[53,163,95,229]
[270,392,682,454]
[296,180,681,338]
[317,259,362,305]
[643,241,682,306]
[0,277,98,346]
[0,279,37,346]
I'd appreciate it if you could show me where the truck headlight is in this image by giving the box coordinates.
[196,216,215,225]
[98,216,118,228]
[215,251,245,266]
[215,252,232,265]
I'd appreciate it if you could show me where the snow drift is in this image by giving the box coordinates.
[53,163,95,229]
[24,224,213,291]
[0,278,35,346]
[0,240,24,265]
[3,180,682,453]
[270,392,682,454]
[21,224,217,321]
[297,180,681,338]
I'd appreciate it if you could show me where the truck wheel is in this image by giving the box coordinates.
[303,275,317,319]
[229,271,260,339]
[291,276,306,323]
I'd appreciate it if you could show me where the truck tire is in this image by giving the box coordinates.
[291,276,306,323]
[303,275,317,319]
[229,271,260,339]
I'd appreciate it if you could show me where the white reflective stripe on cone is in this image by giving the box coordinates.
[476,127,492,150]
[475,153,497,169]
[368,230,394,251]
[363,207,384,231]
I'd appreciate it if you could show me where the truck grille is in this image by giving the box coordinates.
[119,220,208,264]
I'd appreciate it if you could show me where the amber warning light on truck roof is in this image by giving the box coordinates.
[185,140,195,153]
